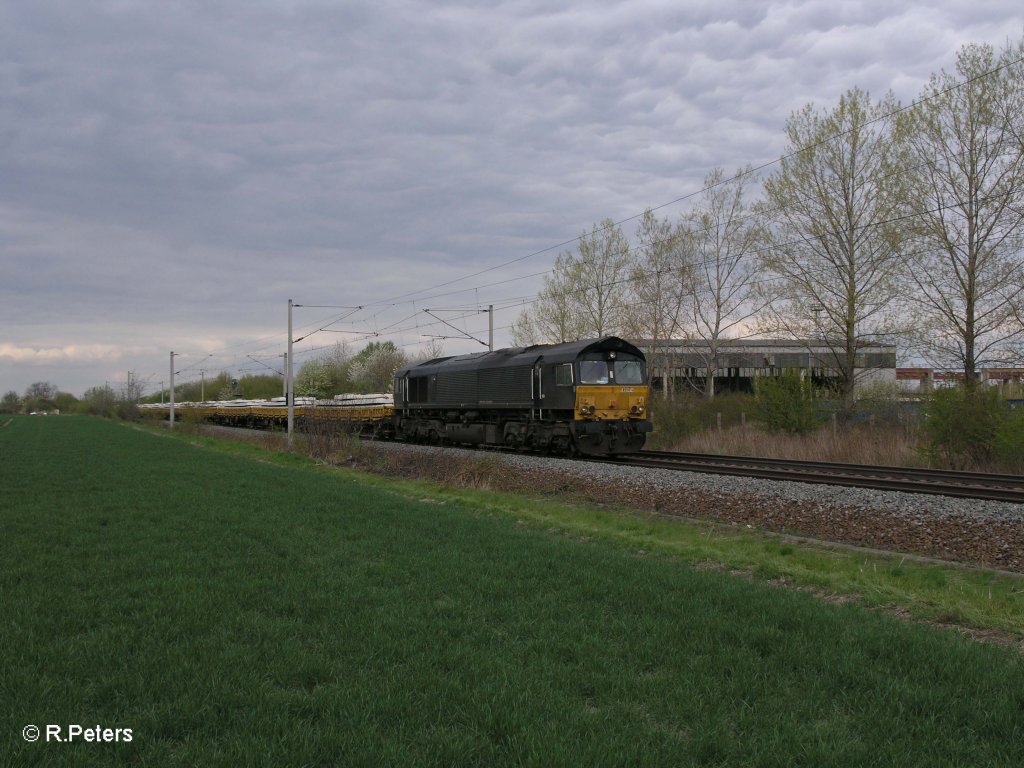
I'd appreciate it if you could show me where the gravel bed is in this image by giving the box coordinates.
[363,441,1024,573]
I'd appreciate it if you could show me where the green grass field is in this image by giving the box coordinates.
[2,415,1023,766]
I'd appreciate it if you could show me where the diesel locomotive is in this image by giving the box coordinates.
[393,336,652,455]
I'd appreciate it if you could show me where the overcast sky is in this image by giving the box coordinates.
[2,1,1022,398]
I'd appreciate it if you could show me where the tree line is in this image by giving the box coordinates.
[511,38,1024,401]
[0,342,417,415]
[2,375,146,418]
[292,341,413,398]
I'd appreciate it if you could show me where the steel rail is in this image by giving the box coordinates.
[602,451,1024,504]
[637,451,1024,488]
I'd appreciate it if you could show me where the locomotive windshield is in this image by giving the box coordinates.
[614,359,645,384]
[578,357,647,385]
[579,360,610,384]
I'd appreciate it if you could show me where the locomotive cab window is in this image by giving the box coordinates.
[579,360,610,384]
[579,355,647,385]
[614,359,646,384]
[555,363,574,386]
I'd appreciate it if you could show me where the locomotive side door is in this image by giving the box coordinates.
[532,363,543,419]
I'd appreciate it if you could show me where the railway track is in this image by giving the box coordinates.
[195,422,1024,504]
[608,451,1024,504]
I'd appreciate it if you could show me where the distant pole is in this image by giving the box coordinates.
[488,304,493,351]
[287,299,294,448]
[281,353,288,397]
[200,370,205,403]
[159,381,163,406]
[169,351,175,430]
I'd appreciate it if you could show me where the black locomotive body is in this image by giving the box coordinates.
[393,336,652,456]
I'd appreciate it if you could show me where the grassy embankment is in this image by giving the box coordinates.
[3,415,1023,766]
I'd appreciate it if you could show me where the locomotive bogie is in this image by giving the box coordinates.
[571,418,651,454]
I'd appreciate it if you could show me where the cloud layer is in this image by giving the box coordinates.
[2,1,1022,395]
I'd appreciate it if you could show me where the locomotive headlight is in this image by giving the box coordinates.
[630,404,644,416]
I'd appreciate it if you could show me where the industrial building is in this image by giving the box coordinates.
[635,338,897,394]
[897,367,1024,392]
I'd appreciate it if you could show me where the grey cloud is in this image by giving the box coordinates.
[2,1,1023,394]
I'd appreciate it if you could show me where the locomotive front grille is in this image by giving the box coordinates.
[574,385,648,421]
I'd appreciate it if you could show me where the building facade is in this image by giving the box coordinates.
[635,339,897,395]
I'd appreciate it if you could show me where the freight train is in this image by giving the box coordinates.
[140,336,653,456]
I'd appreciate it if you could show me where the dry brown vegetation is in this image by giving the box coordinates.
[669,422,924,466]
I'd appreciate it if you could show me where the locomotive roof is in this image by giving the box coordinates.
[396,336,644,377]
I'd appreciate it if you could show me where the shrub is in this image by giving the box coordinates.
[754,372,825,435]
[116,401,140,422]
[919,386,1008,469]
[299,414,338,461]
[993,407,1024,472]
[647,391,755,447]
[847,380,910,426]
[179,406,208,433]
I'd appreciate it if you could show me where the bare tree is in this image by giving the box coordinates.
[416,337,446,361]
[1011,298,1024,364]
[115,371,145,419]
[626,209,693,397]
[509,307,541,347]
[82,385,116,417]
[1,390,20,413]
[510,251,587,345]
[23,381,58,412]
[574,219,633,336]
[120,371,145,404]
[24,381,58,401]
[511,219,632,343]
[684,167,769,399]
[904,39,1024,382]
[759,88,910,400]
